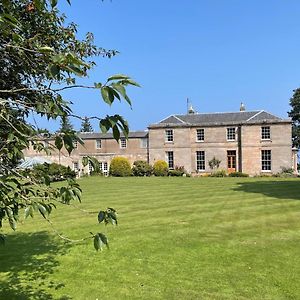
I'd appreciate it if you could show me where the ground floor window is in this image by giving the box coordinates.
[73,161,79,172]
[100,161,109,176]
[88,161,94,173]
[196,151,205,171]
[166,151,174,169]
[261,150,271,171]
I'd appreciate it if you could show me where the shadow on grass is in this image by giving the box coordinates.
[233,180,300,201]
[0,231,72,300]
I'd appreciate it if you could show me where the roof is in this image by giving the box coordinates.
[18,157,52,169]
[149,110,291,128]
[78,130,148,140]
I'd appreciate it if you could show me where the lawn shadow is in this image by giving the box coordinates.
[233,180,300,201]
[0,231,72,300]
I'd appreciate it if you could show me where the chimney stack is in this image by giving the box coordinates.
[240,102,246,111]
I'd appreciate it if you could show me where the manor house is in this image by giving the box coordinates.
[24,105,298,176]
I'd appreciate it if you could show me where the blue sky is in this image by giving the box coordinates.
[44,0,300,131]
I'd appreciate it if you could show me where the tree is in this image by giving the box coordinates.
[288,88,300,149]
[59,116,74,132]
[80,116,93,132]
[0,0,139,249]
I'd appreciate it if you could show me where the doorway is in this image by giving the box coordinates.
[227,150,236,173]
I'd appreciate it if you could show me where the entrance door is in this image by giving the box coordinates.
[227,150,236,173]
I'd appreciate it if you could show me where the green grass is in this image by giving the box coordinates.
[1,177,300,299]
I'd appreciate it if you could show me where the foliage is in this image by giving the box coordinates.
[80,116,93,132]
[153,160,169,176]
[208,156,221,170]
[0,0,139,247]
[58,116,74,132]
[273,167,297,178]
[228,171,249,177]
[168,166,186,176]
[109,157,131,177]
[288,88,300,149]
[132,160,152,176]
[210,170,227,177]
[28,162,76,182]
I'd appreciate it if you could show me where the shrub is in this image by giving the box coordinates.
[31,163,76,182]
[208,157,221,170]
[229,172,249,177]
[273,167,297,178]
[210,169,227,177]
[153,160,169,176]
[168,166,186,177]
[132,160,152,176]
[109,157,131,177]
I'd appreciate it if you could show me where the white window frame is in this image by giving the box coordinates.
[196,129,205,142]
[96,139,102,149]
[165,129,174,142]
[196,151,205,171]
[120,138,127,149]
[166,151,174,169]
[100,162,108,176]
[261,126,271,140]
[73,161,79,172]
[227,127,236,141]
[88,161,94,173]
[261,150,271,171]
[140,138,148,148]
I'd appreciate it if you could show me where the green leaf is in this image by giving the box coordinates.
[8,217,16,231]
[101,86,114,105]
[25,206,34,219]
[49,64,60,78]
[107,74,130,81]
[51,0,58,8]
[82,156,89,167]
[63,134,74,155]
[98,211,105,223]
[55,136,63,150]
[38,204,47,219]
[112,126,120,141]
[98,233,109,249]
[93,234,102,251]
[39,46,54,53]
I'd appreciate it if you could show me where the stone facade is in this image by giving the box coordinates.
[148,110,298,176]
[23,110,298,176]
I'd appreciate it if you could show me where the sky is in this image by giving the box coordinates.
[41,0,300,131]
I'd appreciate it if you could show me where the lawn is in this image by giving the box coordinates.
[1,177,300,299]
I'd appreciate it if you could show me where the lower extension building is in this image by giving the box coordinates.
[24,107,299,176]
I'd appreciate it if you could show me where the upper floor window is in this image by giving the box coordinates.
[165,129,174,142]
[166,151,174,169]
[140,138,148,148]
[227,128,236,141]
[96,139,101,149]
[120,138,127,149]
[261,150,271,171]
[261,126,271,140]
[196,129,205,141]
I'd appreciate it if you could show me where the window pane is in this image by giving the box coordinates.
[196,129,204,141]
[196,151,205,170]
[261,150,271,171]
[165,130,174,142]
[261,126,271,140]
[167,151,174,169]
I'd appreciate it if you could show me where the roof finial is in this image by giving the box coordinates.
[240,102,246,111]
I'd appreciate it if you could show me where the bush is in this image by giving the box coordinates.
[273,167,297,178]
[30,163,76,182]
[132,160,152,176]
[168,166,186,176]
[153,160,169,176]
[229,172,249,177]
[208,157,221,170]
[210,170,227,177]
[109,157,131,177]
